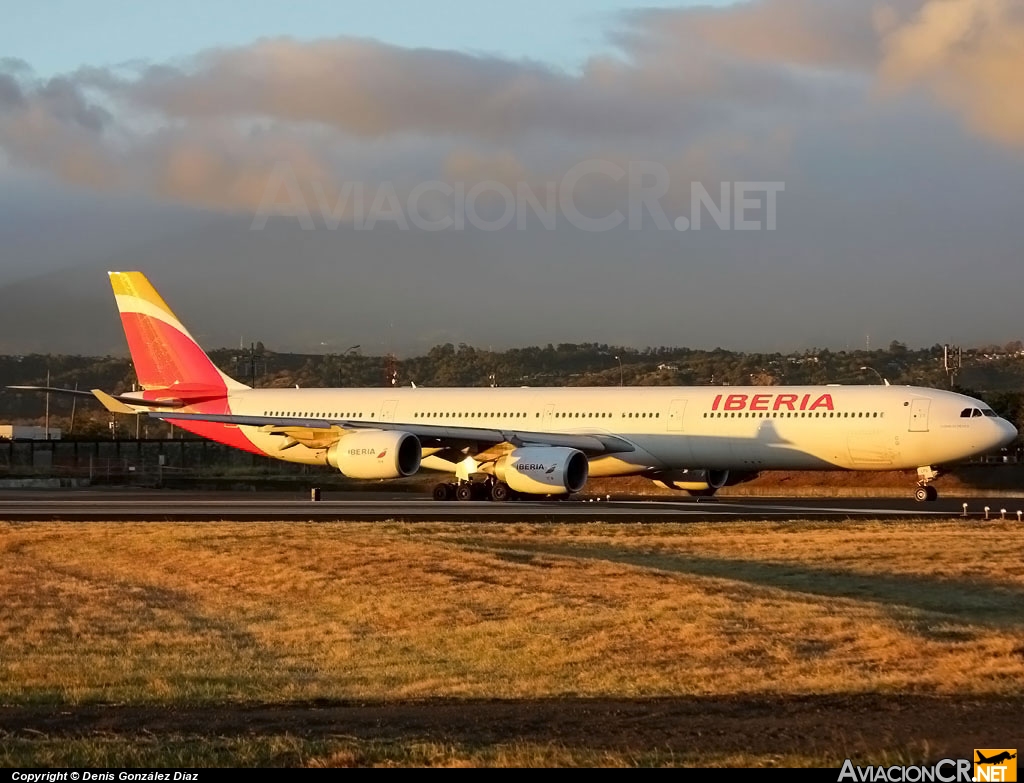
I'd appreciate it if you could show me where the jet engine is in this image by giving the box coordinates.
[648,468,730,496]
[327,431,421,479]
[494,447,589,495]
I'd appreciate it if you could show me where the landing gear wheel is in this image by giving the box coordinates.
[490,482,511,502]
[432,482,453,501]
[455,483,475,502]
[914,486,938,502]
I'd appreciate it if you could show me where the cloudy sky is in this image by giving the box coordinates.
[1,0,1022,356]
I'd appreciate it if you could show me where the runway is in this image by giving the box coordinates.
[1,489,1020,521]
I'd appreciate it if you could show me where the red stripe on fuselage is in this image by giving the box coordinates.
[160,392,264,456]
[165,417,265,455]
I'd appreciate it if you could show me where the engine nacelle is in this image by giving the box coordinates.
[495,447,589,495]
[326,431,421,479]
[649,468,730,496]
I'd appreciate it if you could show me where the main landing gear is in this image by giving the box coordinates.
[914,466,940,502]
[432,479,516,502]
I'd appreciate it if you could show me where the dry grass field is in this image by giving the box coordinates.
[1,519,1022,766]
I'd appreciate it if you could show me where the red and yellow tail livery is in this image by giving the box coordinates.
[109,272,246,393]
[108,271,260,453]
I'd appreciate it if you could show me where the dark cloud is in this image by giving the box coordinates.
[107,37,798,142]
[1,2,1024,354]
[0,72,25,110]
[0,0,1020,216]
[38,77,111,132]
[0,57,31,76]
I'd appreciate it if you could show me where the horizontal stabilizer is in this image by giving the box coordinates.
[6,385,197,412]
[8,385,100,398]
[91,389,138,414]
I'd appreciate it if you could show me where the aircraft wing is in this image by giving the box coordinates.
[146,411,635,455]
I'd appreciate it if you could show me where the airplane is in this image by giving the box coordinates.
[977,752,1016,765]
[10,271,1017,503]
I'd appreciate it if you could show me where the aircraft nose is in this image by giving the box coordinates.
[998,418,1018,448]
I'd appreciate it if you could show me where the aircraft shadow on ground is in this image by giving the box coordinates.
[472,543,1024,636]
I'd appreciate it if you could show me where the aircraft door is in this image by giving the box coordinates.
[542,403,555,428]
[380,399,398,422]
[667,399,687,432]
[908,399,930,432]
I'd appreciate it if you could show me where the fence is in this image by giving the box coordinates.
[0,438,316,483]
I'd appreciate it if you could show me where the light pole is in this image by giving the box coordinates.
[339,345,360,386]
[614,355,623,387]
[859,366,889,386]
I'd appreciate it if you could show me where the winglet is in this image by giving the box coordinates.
[91,388,138,414]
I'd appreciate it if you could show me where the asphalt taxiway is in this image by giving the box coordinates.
[0,489,1020,522]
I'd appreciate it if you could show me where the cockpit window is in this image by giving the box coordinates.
[960,407,997,418]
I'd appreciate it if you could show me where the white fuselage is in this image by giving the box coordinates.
[218,384,1016,474]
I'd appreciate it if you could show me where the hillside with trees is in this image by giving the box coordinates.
[1,341,1022,442]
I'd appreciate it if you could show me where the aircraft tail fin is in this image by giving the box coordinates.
[108,272,248,393]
